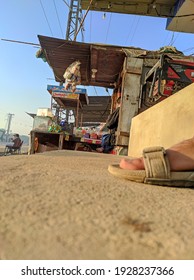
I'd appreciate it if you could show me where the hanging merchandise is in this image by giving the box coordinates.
[48,123,62,133]
[36,48,47,62]
[63,61,81,92]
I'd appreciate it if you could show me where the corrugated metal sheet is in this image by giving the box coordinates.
[46,80,111,123]
[38,36,91,85]
[80,96,111,123]
[38,36,194,91]
[52,95,111,124]
[47,86,88,109]
[26,112,36,119]
[81,0,176,17]
[38,35,146,88]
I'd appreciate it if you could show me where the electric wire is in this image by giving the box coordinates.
[105,88,110,96]
[129,16,141,45]
[182,46,194,53]
[105,13,112,43]
[124,15,136,45]
[162,32,171,47]
[62,0,71,10]
[169,32,175,46]
[89,11,92,42]
[93,86,98,96]
[39,0,54,36]
[168,17,180,46]
[170,33,179,46]
[53,0,65,38]
[100,97,112,117]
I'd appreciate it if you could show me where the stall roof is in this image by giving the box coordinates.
[26,112,36,118]
[38,35,147,88]
[80,96,111,124]
[47,85,88,109]
[26,96,111,124]
[81,0,176,17]
[81,1,194,34]
[46,84,111,123]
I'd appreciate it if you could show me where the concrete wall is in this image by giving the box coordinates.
[128,83,194,157]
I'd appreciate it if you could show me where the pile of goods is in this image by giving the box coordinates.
[73,123,107,139]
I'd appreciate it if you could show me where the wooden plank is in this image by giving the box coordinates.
[30,131,35,154]
[116,57,143,146]
[58,134,64,150]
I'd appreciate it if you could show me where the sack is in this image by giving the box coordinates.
[106,107,119,129]
[63,61,81,92]
[101,134,114,153]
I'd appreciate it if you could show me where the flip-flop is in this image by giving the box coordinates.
[108,146,194,187]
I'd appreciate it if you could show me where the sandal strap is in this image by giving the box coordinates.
[143,146,171,179]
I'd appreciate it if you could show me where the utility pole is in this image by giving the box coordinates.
[5,113,14,142]
[65,0,84,122]
[51,0,84,123]
[66,0,84,41]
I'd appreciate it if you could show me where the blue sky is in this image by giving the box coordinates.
[0,0,194,135]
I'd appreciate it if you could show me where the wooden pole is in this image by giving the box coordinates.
[80,112,83,127]
[76,95,80,127]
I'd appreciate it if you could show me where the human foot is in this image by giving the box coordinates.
[120,137,194,172]
[120,157,144,170]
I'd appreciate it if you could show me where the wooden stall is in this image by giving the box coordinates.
[29,130,102,154]
[47,85,89,127]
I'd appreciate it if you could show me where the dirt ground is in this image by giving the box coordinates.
[0,149,194,260]
[0,144,29,155]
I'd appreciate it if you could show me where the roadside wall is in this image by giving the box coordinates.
[128,83,194,157]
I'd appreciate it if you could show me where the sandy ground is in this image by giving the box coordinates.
[0,149,194,260]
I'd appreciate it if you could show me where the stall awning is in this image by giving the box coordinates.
[47,85,89,109]
[81,0,176,17]
[81,0,194,34]
[26,112,36,118]
[48,86,111,122]
[47,85,111,124]
[80,96,111,124]
[38,35,146,88]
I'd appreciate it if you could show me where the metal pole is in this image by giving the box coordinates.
[76,95,80,127]
[5,113,14,142]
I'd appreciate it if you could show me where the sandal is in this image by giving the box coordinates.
[108,146,194,187]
